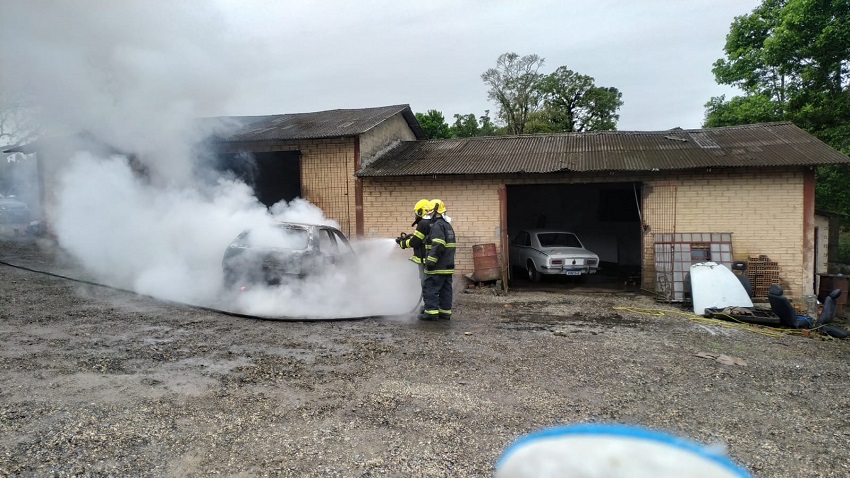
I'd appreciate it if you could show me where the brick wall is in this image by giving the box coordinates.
[643,169,807,297]
[300,138,357,236]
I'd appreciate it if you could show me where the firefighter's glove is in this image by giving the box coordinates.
[425,261,436,271]
[395,233,408,249]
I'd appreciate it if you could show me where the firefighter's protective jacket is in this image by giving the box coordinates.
[402,218,432,264]
[424,216,455,274]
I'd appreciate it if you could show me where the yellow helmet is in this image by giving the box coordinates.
[413,199,430,217]
[428,199,446,215]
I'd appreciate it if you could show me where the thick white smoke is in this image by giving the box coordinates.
[0,0,420,319]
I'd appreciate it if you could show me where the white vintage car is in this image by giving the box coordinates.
[509,229,600,282]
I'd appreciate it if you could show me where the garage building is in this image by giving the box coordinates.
[356,120,850,300]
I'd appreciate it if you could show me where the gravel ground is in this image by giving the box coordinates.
[2,238,850,477]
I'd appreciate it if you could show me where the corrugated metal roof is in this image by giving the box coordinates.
[204,104,426,142]
[356,122,850,177]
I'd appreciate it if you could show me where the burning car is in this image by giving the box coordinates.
[509,229,600,282]
[222,222,354,288]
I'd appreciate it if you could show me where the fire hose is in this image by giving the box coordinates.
[0,258,422,322]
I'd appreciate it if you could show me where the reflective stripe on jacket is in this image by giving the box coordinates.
[424,216,455,274]
[403,218,431,264]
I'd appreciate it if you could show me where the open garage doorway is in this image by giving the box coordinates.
[215,151,302,208]
[506,182,642,291]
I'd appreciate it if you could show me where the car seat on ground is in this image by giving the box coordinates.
[816,288,841,327]
[816,288,850,338]
[767,284,813,329]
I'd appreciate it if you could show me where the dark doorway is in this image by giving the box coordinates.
[253,152,301,207]
[505,182,643,290]
[215,150,301,208]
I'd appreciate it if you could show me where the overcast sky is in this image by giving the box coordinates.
[213,0,763,131]
[1,1,764,133]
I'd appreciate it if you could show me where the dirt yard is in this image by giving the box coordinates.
[1,238,849,477]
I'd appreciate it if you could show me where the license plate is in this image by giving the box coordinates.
[564,271,581,276]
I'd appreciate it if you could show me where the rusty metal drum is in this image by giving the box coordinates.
[472,243,501,282]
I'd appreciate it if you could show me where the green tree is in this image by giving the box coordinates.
[703,94,784,127]
[523,110,555,134]
[536,67,623,132]
[450,114,478,138]
[705,0,850,225]
[449,110,500,138]
[414,110,451,139]
[477,111,498,136]
[482,53,623,135]
[481,52,546,134]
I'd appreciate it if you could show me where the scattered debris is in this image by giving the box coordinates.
[463,278,505,295]
[719,306,754,315]
[694,352,748,367]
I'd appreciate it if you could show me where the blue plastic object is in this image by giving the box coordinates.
[496,423,752,478]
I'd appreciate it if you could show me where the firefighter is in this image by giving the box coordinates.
[420,199,455,321]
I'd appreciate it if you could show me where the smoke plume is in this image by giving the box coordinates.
[0,0,420,319]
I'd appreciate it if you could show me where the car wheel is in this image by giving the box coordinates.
[526,260,540,282]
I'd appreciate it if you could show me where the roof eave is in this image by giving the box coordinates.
[355,163,836,178]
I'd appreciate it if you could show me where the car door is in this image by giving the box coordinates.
[330,229,354,255]
[329,228,355,267]
[316,228,339,266]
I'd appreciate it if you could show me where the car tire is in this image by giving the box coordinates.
[526,260,540,282]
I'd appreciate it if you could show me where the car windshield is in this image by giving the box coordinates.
[537,232,581,248]
[235,225,310,249]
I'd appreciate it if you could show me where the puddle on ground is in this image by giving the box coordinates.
[499,312,642,333]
